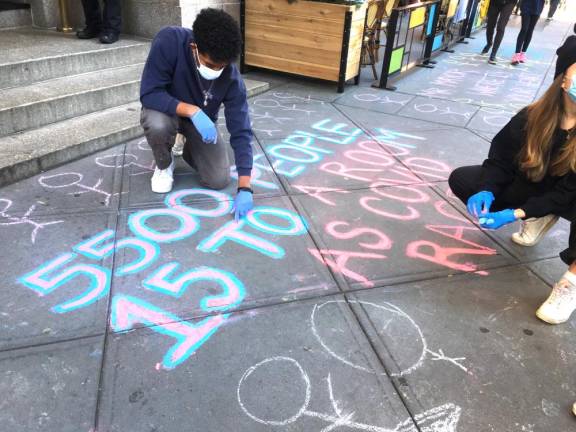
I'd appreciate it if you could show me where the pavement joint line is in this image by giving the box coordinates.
[0,259,548,358]
[0,332,105,356]
[92,144,129,431]
[340,290,424,431]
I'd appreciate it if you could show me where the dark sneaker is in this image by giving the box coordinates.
[481,44,491,55]
[488,56,497,64]
[76,27,101,39]
[99,32,119,44]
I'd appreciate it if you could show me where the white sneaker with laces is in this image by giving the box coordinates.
[511,214,559,246]
[536,275,576,324]
[151,159,174,194]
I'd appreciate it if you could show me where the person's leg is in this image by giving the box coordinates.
[515,13,530,53]
[521,14,540,53]
[484,3,500,53]
[140,108,178,170]
[180,119,231,190]
[448,166,485,205]
[77,0,102,38]
[491,2,515,57]
[548,0,560,18]
[536,210,576,324]
[102,0,121,35]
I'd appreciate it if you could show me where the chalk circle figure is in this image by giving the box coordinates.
[39,172,84,189]
[312,300,468,375]
[312,300,427,376]
[237,356,311,426]
[95,153,155,175]
[237,356,463,432]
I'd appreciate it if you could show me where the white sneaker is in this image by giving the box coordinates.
[151,159,174,194]
[511,214,559,246]
[172,133,185,157]
[572,402,576,416]
[536,277,576,324]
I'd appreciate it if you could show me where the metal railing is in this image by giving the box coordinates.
[374,0,442,90]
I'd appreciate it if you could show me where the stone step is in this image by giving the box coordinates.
[0,79,270,188]
[0,63,144,137]
[0,5,31,29]
[0,102,142,187]
[0,27,150,89]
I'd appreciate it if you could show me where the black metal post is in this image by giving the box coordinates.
[338,11,353,93]
[355,8,370,85]
[420,0,441,67]
[373,7,399,90]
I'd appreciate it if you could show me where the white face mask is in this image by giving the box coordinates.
[195,47,224,81]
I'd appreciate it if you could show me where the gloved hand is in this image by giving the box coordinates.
[479,209,517,230]
[190,110,217,144]
[231,190,253,221]
[467,191,495,217]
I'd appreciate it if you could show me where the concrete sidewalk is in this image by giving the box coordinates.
[0,9,575,432]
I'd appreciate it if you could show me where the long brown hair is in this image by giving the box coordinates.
[520,75,576,181]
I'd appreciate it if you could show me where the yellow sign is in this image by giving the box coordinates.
[409,6,426,29]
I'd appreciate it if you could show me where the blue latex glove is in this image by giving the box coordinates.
[479,209,517,230]
[231,190,253,221]
[191,110,217,144]
[466,191,495,217]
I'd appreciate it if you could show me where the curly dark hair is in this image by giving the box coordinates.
[192,8,242,64]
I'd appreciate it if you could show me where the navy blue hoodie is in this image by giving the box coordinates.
[140,26,253,176]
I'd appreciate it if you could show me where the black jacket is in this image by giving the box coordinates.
[480,109,576,218]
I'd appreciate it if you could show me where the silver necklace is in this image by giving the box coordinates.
[193,49,215,107]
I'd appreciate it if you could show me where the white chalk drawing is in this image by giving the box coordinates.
[38,172,120,207]
[135,138,153,152]
[253,98,317,115]
[237,356,461,431]
[95,153,155,176]
[412,104,473,119]
[250,109,293,125]
[353,93,412,106]
[312,300,468,375]
[0,199,63,244]
[272,92,324,104]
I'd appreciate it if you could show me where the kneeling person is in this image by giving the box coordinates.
[140,9,253,220]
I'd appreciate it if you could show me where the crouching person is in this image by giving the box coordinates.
[140,8,254,221]
[449,41,576,325]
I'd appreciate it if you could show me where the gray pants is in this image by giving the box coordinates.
[140,108,230,190]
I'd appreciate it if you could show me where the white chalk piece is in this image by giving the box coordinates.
[479,218,486,224]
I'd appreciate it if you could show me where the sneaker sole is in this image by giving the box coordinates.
[151,183,174,194]
[511,216,559,247]
[536,308,570,324]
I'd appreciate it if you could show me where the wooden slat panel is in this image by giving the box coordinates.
[246,0,350,21]
[246,52,339,81]
[246,11,345,36]
[246,25,341,51]
[245,37,339,64]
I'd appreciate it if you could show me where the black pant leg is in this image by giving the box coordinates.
[492,2,515,55]
[516,14,530,52]
[521,14,539,52]
[448,166,486,205]
[548,0,560,18]
[485,3,500,46]
[81,0,102,30]
[102,0,122,34]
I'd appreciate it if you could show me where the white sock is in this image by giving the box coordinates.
[562,271,576,286]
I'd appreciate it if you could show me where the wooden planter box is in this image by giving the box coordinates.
[241,0,367,92]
